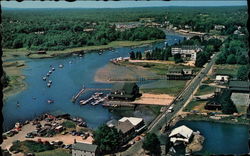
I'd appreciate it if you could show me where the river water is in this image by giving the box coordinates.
[3,34,184,131]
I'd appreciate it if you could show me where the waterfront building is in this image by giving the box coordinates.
[72,142,99,156]
[171,45,203,61]
[114,117,145,143]
[169,125,193,145]
[109,82,140,101]
[166,69,193,80]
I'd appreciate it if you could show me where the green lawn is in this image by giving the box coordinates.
[36,148,71,156]
[195,85,216,96]
[213,64,241,78]
[183,100,204,112]
[140,80,187,96]
[62,120,76,129]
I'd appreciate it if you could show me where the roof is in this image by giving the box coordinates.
[111,82,138,94]
[119,117,143,126]
[72,142,97,152]
[116,120,135,134]
[229,81,250,88]
[169,125,193,139]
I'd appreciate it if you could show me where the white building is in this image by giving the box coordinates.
[214,25,225,30]
[215,75,229,83]
[169,125,193,144]
[72,142,98,156]
[171,46,203,61]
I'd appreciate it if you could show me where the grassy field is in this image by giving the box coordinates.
[140,80,187,96]
[4,39,164,59]
[212,64,241,78]
[36,148,71,156]
[183,100,205,112]
[195,85,216,96]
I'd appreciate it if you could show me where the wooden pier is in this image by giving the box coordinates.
[71,88,111,103]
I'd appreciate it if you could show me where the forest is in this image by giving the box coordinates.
[2,6,248,51]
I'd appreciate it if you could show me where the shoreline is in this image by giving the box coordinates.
[3,39,164,59]
[3,61,28,102]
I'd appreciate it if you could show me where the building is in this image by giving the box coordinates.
[109,82,140,101]
[229,81,250,93]
[169,125,193,145]
[205,100,222,110]
[214,25,225,30]
[72,142,99,156]
[166,69,193,80]
[171,45,203,61]
[115,117,145,143]
[215,75,229,84]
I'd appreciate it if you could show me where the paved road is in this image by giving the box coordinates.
[121,52,219,156]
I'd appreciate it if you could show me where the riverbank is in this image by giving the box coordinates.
[3,61,27,101]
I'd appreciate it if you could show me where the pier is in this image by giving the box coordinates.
[71,88,111,103]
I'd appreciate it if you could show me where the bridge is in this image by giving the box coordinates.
[71,87,111,103]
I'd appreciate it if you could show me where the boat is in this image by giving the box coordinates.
[98,52,102,55]
[79,54,83,57]
[48,80,52,84]
[49,70,52,74]
[69,61,72,64]
[59,64,64,68]
[46,73,50,77]
[42,77,47,81]
[79,97,93,105]
[47,83,51,87]
[48,99,54,104]
[52,67,55,71]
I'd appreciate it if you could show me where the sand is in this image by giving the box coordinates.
[132,93,175,106]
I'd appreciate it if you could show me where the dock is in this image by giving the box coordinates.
[72,88,111,103]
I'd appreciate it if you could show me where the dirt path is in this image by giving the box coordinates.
[132,93,175,106]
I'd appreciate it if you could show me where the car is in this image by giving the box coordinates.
[25,134,34,138]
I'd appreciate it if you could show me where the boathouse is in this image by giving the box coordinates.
[166,69,193,80]
[109,82,140,101]
[72,142,99,156]
[169,125,193,145]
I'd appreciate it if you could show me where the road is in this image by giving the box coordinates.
[120,52,219,156]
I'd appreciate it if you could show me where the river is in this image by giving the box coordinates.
[3,34,184,131]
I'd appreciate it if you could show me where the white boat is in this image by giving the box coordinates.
[69,61,72,64]
[47,83,51,87]
[46,73,50,77]
[52,67,55,71]
[48,100,54,104]
[43,77,47,81]
[59,64,64,68]
[48,80,52,84]
[49,70,52,74]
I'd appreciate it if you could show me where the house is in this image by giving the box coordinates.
[229,81,250,93]
[166,69,193,80]
[55,126,64,133]
[109,82,140,101]
[215,75,229,84]
[205,100,222,110]
[72,142,99,156]
[171,45,203,61]
[214,25,225,30]
[169,125,193,145]
[115,117,145,143]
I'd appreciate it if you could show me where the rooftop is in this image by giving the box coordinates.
[119,117,143,126]
[72,142,97,152]
[169,125,193,139]
[229,81,250,88]
[116,120,135,134]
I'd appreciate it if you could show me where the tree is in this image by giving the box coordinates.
[220,89,237,114]
[237,55,248,65]
[237,65,249,81]
[130,51,135,60]
[215,53,227,64]
[142,133,161,155]
[145,52,152,60]
[138,52,142,60]
[226,54,237,64]
[93,125,122,154]
[195,52,208,67]
[174,53,183,63]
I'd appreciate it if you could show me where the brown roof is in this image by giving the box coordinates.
[116,120,134,134]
